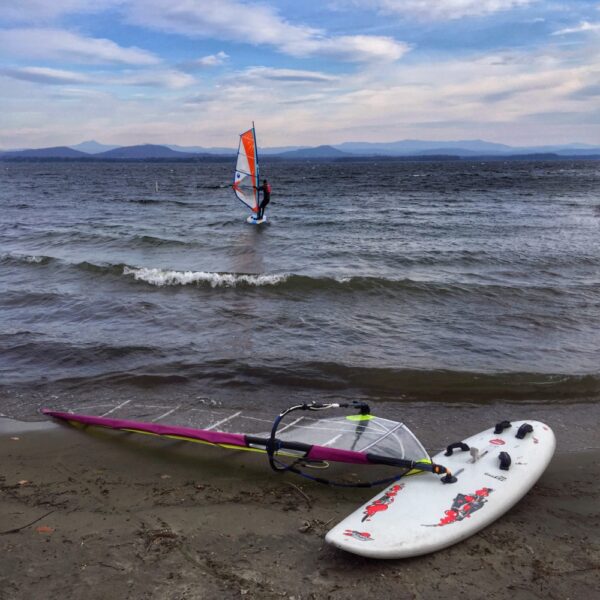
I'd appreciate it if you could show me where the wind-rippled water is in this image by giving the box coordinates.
[1,160,599,420]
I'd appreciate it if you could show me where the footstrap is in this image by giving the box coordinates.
[498,451,511,471]
[494,420,512,434]
[444,441,470,456]
[516,423,533,439]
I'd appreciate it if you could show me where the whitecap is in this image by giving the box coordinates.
[122,266,288,288]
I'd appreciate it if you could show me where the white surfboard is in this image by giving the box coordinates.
[246,215,267,225]
[326,420,555,559]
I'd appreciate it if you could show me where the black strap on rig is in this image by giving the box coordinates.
[265,402,454,488]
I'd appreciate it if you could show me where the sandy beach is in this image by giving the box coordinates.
[1,417,598,600]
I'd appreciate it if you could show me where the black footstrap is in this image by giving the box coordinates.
[516,423,533,439]
[444,442,470,456]
[498,451,511,471]
[494,420,512,434]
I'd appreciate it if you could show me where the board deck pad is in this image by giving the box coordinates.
[326,420,555,559]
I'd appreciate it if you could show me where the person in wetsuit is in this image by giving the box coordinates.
[256,179,271,219]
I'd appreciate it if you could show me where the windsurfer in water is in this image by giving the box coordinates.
[256,179,271,219]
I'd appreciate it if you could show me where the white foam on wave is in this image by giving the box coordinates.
[1,252,45,264]
[123,266,288,288]
[23,255,45,263]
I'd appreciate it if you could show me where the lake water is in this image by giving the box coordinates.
[1,160,599,429]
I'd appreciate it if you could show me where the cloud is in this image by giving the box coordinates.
[192,51,229,67]
[0,28,160,65]
[2,1,409,63]
[1,0,123,23]
[553,21,600,35]
[0,66,90,85]
[239,67,339,83]
[316,35,409,62]
[1,1,599,148]
[124,0,408,62]
[180,51,229,72]
[339,0,535,20]
[111,69,195,89]
[0,65,193,89]
[570,82,600,99]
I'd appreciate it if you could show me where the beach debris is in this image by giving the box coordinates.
[17,480,29,486]
[298,518,335,535]
[10,437,19,441]
[285,482,312,507]
[0,510,55,535]
[140,527,180,553]
[299,521,312,533]
[36,526,55,535]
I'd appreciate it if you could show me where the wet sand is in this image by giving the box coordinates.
[1,419,599,600]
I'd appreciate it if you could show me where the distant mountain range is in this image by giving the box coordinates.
[165,143,308,155]
[275,145,349,159]
[70,140,120,154]
[1,139,599,160]
[334,139,600,157]
[96,144,201,159]
[0,146,90,159]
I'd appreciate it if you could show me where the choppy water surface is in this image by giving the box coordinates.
[1,160,599,420]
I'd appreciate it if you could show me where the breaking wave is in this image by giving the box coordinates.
[122,266,289,288]
[6,252,596,300]
[0,252,50,265]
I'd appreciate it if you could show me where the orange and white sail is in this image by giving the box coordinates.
[233,125,259,213]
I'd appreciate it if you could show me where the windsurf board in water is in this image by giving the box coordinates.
[326,420,555,559]
[247,215,267,225]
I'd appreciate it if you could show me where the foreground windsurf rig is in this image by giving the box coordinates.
[43,405,555,558]
[42,402,454,489]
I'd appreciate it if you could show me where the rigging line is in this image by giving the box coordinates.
[358,423,405,453]
[277,416,305,434]
[351,420,369,451]
[131,404,174,410]
[77,403,117,411]
[390,431,405,459]
[236,414,279,426]
[205,411,242,431]
[274,420,388,437]
[151,406,180,422]
[323,433,343,447]
[403,424,429,456]
[101,399,131,417]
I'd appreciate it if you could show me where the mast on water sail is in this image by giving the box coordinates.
[233,123,260,214]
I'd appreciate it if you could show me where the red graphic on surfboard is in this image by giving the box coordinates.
[425,487,493,527]
[489,439,506,445]
[343,530,373,542]
[361,484,404,522]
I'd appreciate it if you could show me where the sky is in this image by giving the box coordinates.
[1,0,600,149]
